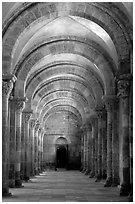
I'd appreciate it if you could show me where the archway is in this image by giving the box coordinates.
[55,137,68,169]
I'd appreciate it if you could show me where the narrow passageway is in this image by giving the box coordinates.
[3,170,128,202]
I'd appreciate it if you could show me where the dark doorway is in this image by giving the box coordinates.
[56,145,67,168]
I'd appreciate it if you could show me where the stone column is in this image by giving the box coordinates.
[84,125,88,174]
[40,131,44,171]
[14,97,26,187]
[9,96,16,188]
[34,122,40,175]
[38,128,42,173]
[103,95,117,187]
[95,109,104,182]
[94,118,98,178]
[23,110,33,181]
[21,111,25,180]
[85,124,92,175]
[2,75,16,196]
[80,129,84,171]
[117,74,132,195]
[101,111,107,180]
[82,128,87,173]
[89,117,96,178]
[29,119,37,176]
[129,79,133,199]
[112,98,119,186]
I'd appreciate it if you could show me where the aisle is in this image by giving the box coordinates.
[3,170,129,202]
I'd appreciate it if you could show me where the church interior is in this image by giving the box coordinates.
[2,2,133,202]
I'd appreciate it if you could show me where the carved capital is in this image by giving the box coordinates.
[95,107,106,119]
[30,119,37,129]
[14,97,27,113]
[35,122,40,132]
[2,80,13,97]
[102,95,117,111]
[117,80,130,98]
[89,117,96,125]
[23,111,33,123]
[116,74,132,98]
[2,74,17,97]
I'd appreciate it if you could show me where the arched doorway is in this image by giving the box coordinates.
[55,137,68,169]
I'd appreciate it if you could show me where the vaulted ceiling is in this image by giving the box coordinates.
[2,2,133,135]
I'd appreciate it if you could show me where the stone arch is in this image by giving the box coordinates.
[55,137,68,145]
[43,105,82,126]
[13,39,116,98]
[2,2,132,74]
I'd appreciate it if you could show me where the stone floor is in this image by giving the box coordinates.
[3,170,129,202]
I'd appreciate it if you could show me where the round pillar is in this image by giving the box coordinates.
[82,129,87,173]
[34,122,40,175]
[89,117,97,178]
[117,74,132,196]
[80,129,84,171]
[14,97,26,187]
[103,95,117,187]
[40,131,44,171]
[9,96,16,188]
[29,119,37,176]
[101,111,107,180]
[95,108,104,182]
[2,75,16,196]
[38,128,42,173]
[85,123,92,175]
[23,110,33,181]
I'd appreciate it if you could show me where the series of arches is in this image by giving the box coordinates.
[2,2,132,199]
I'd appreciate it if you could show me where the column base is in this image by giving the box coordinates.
[128,191,133,202]
[2,188,12,197]
[30,172,35,177]
[111,178,119,187]
[23,176,30,182]
[80,167,84,172]
[38,168,42,173]
[2,192,12,197]
[81,168,86,173]
[104,177,112,187]
[15,179,24,188]
[84,169,90,175]
[102,171,107,180]
[89,171,95,178]
[34,169,40,175]
[9,179,15,188]
[119,183,131,196]
[95,174,102,182]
